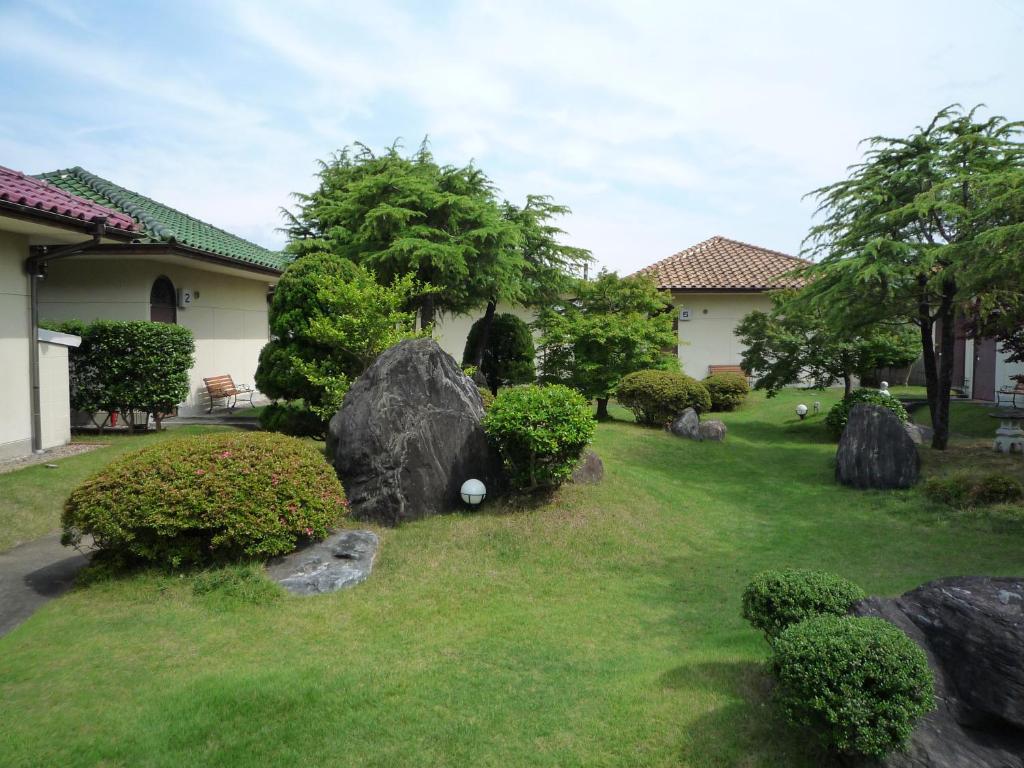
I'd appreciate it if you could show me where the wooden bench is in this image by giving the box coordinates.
[998,377,1024,408]
[203,375,255,413]
[707,365,748,378]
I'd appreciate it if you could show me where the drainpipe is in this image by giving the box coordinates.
[25,218,108,453]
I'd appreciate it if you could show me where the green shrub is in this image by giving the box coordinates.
[772,615,935,759]
[825,388,909,438]
[463,313,536,394]
[742,569,865,640]
[259,401,326,438]
[484,384,595,490]
[924,472,1024,508]
[703,372,750,411]
[970,473,1024,505]
[62,432,346,567]
[615,370,711,426]
[477,387,495,411]
[46,319,194,429]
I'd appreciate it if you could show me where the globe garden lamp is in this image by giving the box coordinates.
[460,478,487,506]
[796,404,808,420]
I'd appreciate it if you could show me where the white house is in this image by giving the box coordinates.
[633,236,808,377]
[35,167,287,415]
[0,165,138,459]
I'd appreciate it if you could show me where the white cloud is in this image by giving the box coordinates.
[0,0,1021,274]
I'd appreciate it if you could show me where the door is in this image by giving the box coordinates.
[972,337,997,401]
[150,276,177,324]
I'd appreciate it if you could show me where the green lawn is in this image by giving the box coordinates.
[1,392,1022,767]
[912,399,1006,440]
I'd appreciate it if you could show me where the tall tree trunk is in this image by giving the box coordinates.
[420,294,436,329]
[918,278,940,444]
[468,299,497,368]
[843,373,853,396]
[931,283,957,450]
[596,397,610,420]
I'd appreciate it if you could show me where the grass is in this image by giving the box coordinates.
[1,391,1023,767]
[0,427,229,552]
[912,399,1007,439]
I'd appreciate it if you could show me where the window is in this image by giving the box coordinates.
[150,276,177,324]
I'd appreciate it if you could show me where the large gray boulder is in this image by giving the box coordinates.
[851,577,1024,767]
[836,404,919,489]
[669,408,701,439]
[328,339,501,526]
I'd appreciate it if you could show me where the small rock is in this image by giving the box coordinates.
[265,530,379,596]
[698,420,727,442]
[571,450,604,484]
[669,408,701,440]
[904,422,934,445]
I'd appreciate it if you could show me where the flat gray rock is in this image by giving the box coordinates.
[904,422,934,445]
[266,530,379,596]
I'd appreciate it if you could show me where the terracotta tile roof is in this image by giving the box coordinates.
[634,236,808,291]
[0,165,137,231]
[37,167,289,272]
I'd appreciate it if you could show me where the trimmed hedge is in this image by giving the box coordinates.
[742,569,866,640]
[615,370,711,426]
[62,432,346,567]
[772,615,935,758]
[826,388,908,438]
[483,384,595,490]
[47,319,194,429]
[703,372,750,411]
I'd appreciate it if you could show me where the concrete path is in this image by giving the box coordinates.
[0,534,89,637]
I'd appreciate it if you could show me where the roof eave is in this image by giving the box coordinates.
[84,241,284,276]
[0,199,138,241]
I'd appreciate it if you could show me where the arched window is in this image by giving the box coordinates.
[150,276,177,323]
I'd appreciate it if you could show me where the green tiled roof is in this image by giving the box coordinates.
[36,167,290,271]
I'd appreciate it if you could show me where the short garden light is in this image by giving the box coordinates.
[796,404,808,420]
[460,478,487,506]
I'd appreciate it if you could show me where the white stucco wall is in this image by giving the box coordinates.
[0,230,32,459]
[38,342,71,449]
[432,303,539,363]
[670,292,773,378]
[39,257,273,415]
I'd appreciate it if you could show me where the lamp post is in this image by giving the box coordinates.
[796,404,808,420]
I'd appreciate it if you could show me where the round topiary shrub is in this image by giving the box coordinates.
[463,313,536,394]
[483,384,595,490]
[742,569,866,640]
[772,615,935,759]
[62,432,347,567]
[970,472,1024,505]
[703,371,750,411]
[825,388,909,438]
[615,370,711,426]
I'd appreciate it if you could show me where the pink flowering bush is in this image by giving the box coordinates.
[62,432,347,567]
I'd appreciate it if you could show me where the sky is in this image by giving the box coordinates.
[1,0,1021,273]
